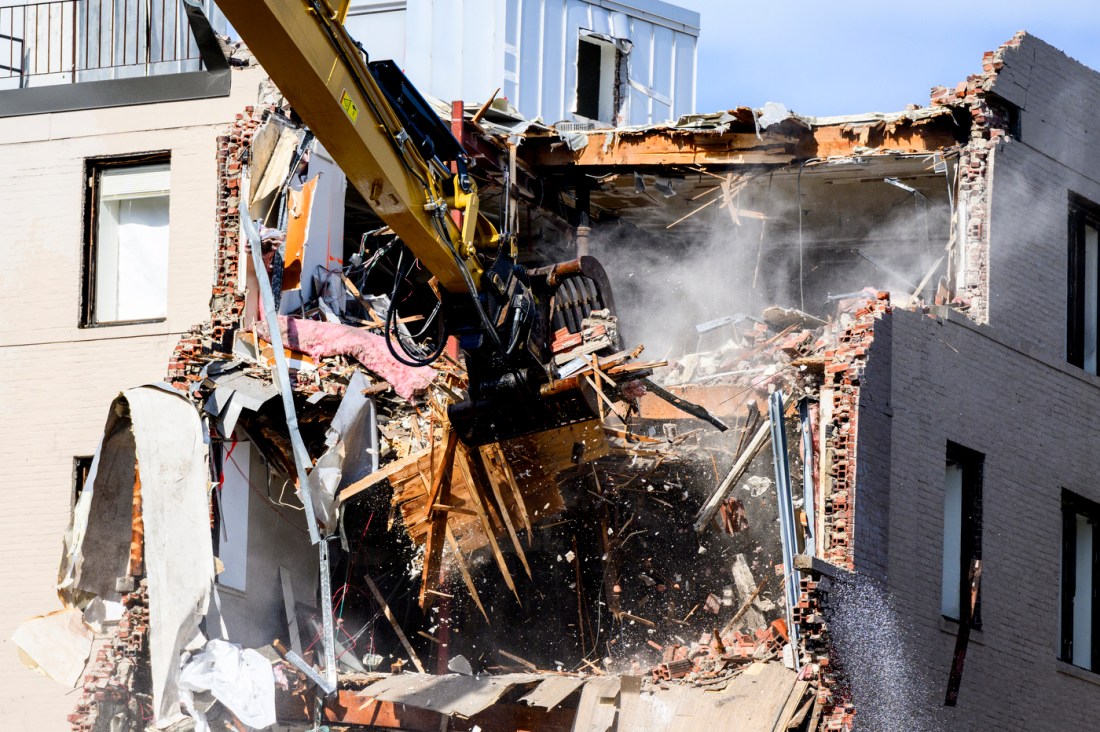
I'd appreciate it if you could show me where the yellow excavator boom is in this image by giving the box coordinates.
[217,0,484,292]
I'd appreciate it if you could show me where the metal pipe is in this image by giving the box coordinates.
[769,391,801,670]
[798,398,816,558]
[239,174,338,691]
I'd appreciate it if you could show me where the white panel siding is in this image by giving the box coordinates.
[402,0,433,86]
[431,0,463,100]
[625,16,651,125]
[562,0,590,121]
[518,0,543,115]
[504,0,520,103]
[672,29,694,117]
[589,5,611,35]
[651,24,673,116]
[347,0,697,124]
[345,3,408,66]
[541,0,566,121]
[461,0,505,106]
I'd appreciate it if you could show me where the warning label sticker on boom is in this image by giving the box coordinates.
[340,90,359,123]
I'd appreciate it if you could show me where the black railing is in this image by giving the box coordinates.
[0,0,204,88]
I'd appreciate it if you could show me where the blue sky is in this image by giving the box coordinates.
[674,1,1100,117]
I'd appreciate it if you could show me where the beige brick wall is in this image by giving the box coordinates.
[0,67,264,730]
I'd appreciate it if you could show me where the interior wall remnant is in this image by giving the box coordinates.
[301,143,348,302]
[58,385,214,728]
[929,35,1020,323]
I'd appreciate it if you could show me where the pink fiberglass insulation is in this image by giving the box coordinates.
[256,317,436,400]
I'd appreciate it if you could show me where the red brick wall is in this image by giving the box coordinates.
[168,105,269,390]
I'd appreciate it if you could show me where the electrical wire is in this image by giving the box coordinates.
[223,445,309,535]
[384,247,448,367]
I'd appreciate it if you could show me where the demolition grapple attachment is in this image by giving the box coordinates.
[448,256,630,446]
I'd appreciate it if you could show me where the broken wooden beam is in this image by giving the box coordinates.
[641,378,728,432]
[364,574,426,674]
[793,553,850,580]
[944,559,982,706]
[419,428,459,608]
[694,420,771,532]
[445,525,489,623]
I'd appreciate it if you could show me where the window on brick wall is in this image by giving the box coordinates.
[1068,194,1100,374]
[81,153,171,326]
[942,443,983,626]
[1061,491,1100,670]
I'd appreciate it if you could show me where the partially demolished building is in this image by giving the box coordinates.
[8,13,1100,732]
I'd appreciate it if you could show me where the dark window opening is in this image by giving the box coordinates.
[80,151,172,327]
[574,35,626,125]
[575,38,603,120]
[1061,491,1100,671]
[942,442,983,628]
[1067,194,1100,373]
[73,455,93,506]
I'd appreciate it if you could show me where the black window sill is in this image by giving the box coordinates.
[939,616,985,646]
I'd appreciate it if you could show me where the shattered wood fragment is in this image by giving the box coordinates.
[476,447,532,578]
[786,685,817,729]
[363,574,425,673]
[695,420,772,532]
[445,525,489,623]
[418,428,458,608]
[129,467,143,578]
[572,535,592,656]
[722,577,769,635]
[945,559,982,706]
[578,658,605,675]
[619,612,656,628]
[497,649,538,672]
[601,426,665,443]
[336,446,432,505]
[641,378,728,431]
[430,502,477,516]
[719,497,749,534]
[417,630,442,645]
[585,374,627,424]
[777,679,812,730]
[454,443,520,604]
[480,443,532,539]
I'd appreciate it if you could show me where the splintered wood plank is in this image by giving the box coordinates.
[511,418,609,475]
[419,429,458,608]
[480,443,532,539]
[454,443,520,604]
[477,447,531,578]
[445,525,489,623]
[363,574,425,673]
[337,446,432,505]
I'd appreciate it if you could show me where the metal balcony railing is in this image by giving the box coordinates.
[0,0,210,89]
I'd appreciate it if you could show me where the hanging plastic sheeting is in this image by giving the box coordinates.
[305,370,380,530]
[179,639,276,732]
[56,384,215,728]
[11,609,94,687]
